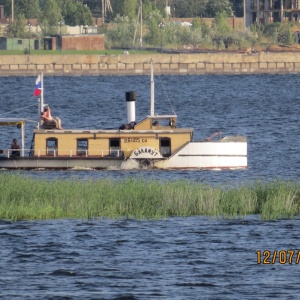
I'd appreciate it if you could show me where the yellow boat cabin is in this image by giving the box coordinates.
[33,115,193,160]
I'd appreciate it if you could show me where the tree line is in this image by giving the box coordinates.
[2,0,93,37]
[1,0,243,39]
[1,0,293,50]
[82,0,244,19]
[1,0,243,22]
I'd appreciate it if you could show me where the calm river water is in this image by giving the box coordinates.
[0,74,299,299]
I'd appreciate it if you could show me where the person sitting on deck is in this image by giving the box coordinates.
[10,138,20,157]
[41,106,63,129]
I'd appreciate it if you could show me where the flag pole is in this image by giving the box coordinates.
[37,73,44,129]
[41,72,44,113]
[150,60,154,116]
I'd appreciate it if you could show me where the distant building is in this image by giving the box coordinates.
[244,0,300,27]
[0,37,40,52]
[44,34,105,51]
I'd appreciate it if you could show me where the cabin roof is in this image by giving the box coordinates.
[0,118,25,126]
[34,128,193,134]
[148,115,177,119]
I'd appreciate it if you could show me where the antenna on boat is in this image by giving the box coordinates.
[150,60,154,116]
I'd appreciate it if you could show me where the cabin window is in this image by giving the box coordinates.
[46,138,58,156]
[109,138,123,157]
[18,40,22,45]
[152,119,170,127]
[152,118,176,128]
[152,120,160,127]
[77,139,88,156]
[160,138,171,157]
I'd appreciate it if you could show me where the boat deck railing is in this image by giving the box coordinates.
[0,148,125,158]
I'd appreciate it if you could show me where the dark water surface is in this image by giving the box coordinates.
[1,217,300,299]
[0,74,299,299]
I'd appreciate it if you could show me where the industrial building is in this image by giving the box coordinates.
[244,0,300,27]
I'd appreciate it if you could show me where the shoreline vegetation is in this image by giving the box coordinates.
[0,174,299,221]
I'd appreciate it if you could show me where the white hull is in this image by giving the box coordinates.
[153,141,247,169]
[0,141,246,170]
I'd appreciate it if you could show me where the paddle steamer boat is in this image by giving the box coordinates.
[0,61,247,170]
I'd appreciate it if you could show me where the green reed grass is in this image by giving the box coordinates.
[0,173,299,221]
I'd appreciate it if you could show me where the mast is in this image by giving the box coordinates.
[133,1,143,47]
[140,0,143,48]
[102,0,105,24]
[150,60,154,116]
[133,5,140,46]
[243,0,246,28]
[102,0,113,25]
[12,0,14,22]
[21,122,24,157]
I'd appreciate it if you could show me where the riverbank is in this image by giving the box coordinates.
[1,52,300,76]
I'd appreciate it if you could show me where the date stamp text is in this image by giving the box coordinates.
[256,250,300,264]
